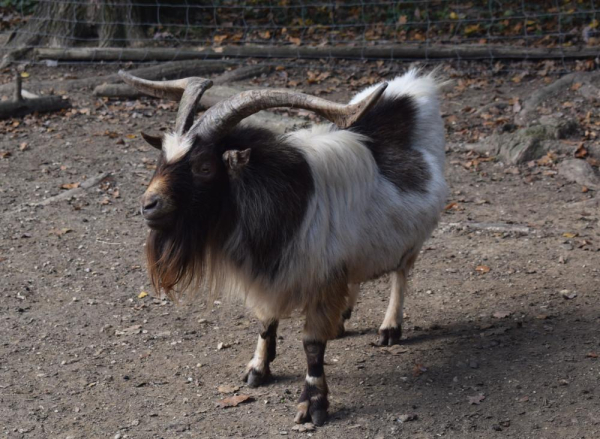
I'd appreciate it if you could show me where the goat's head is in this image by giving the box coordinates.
[119,70,387,295]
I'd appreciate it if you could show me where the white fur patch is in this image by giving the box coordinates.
[247,335,268,373]
[305,375,326,386]
[350,68,441,104]
[163,132,193,163]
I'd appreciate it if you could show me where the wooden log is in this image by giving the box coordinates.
[0,96,71,119]
[0,74,70,119]
[0,59,231,96]
[35,44,600,62]
[93,64,271,99]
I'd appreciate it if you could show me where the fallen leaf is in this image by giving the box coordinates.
[19,142,28,151]
[468,393,486,405]
[574,144,588,158]
[20,72,30,78]
[292,423,315,432]
[216,394,253,408]
[126,134,136,139]
[213,34,227,44]
[138,291,148,299]
[61,182,80,190]
[217,384,240,394]
[49,228,72,237]
[476,265,491,274]
[586,352,598,358]
[0,151,11,159]
[562,232,577,238]
[412,363,427,377]
[217,342,230,350]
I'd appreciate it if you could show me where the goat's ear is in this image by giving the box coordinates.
[222,149,251,177]
[141,131,163,150]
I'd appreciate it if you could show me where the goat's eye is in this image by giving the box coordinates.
[192,160,216,180]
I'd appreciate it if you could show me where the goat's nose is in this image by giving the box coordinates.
[141,194,161,217]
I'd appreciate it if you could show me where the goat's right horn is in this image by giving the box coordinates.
[189,83,387,142]
[119,71,213,135]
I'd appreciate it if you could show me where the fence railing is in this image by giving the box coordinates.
[1,1,599,66]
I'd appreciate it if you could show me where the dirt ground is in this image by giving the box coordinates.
[1,60,599,439]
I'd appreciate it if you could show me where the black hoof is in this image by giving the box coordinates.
[244,368,270,388]
[377,326,402,346]
[335,322,346,339]
[310,407,328,426]
[294,399,329,426]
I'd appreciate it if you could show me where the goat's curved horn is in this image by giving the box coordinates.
[118,70,213,135]
[188,83,388,141]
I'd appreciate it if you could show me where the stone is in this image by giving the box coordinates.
[558,159,600,189]
[470,119,579,165]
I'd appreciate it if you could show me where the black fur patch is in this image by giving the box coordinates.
[351,95,430,193]
[217,125,315,279]
[303,339,326,378]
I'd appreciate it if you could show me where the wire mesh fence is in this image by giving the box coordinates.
[1,0,599,67]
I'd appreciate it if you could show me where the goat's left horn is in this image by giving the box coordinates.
[119,71,213,135]
[188,83,388,141]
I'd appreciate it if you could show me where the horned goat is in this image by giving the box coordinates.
[120,68,447,426]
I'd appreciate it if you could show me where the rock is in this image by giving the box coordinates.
[397,413,418,422]
[558,159,600,189]
[537,116,579,139]
[470,119,578,165]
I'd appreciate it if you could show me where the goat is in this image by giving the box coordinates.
[120,68,447,426]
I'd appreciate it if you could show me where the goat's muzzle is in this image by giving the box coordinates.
[141,192,174,229]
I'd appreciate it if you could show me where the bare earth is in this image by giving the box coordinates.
[1,61,599,439]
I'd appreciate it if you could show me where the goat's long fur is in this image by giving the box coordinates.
[137,68,447,424]
[146,70,447,323]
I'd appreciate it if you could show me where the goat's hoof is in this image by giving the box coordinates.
[243,368,270,388]
[377,326,402,346]
[335,322,346,339]
[294,399,328,426]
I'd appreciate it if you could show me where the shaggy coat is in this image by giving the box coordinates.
[141,69,447,425]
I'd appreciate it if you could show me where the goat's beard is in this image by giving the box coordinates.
[145,221,206,301]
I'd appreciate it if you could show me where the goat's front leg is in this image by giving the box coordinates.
[295,282,347,426]
[244,318,278,387]
[337,283,360,338]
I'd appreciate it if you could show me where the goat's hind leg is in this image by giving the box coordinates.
[244,318,279,387]
[378,253,418,346]
[377,269,406,346]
